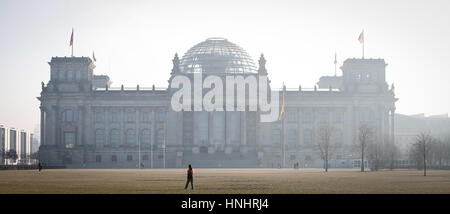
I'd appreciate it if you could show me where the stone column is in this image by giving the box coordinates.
[151,109,156,168]
[240,110,247,145]
[40,106,46,146]
[178,111,183,146]
[209,112,214,146]
[53,106,59,146]
[77,106,84,146]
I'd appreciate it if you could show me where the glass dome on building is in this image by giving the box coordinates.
[180,38,257,74]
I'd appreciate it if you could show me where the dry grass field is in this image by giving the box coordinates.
[0,169,449,194]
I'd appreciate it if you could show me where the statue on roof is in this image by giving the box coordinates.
[390,83,395,93]
[171,53,180,74]
[258,54,267,75]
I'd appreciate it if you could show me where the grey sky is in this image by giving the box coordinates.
[1,0,449,132]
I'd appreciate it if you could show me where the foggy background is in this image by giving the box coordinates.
[1,0,450,132]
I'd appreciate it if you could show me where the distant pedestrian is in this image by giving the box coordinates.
[184,164,194,190]
[38,162,42,172]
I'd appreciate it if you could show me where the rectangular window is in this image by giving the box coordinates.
[96,155,102,163]
[318,112,328,123]
[62,110,74,122]
[141,112,151,123]
[271,129,281,144]
[143,155,149,160]
[287,111,297,123]
[112,155,117,162]
[157,111,166,122]
[95,112,104,122]
[303,111,313,123]
[335,112,344,123]
[287,129,297,145]
[127,155,133,161]
[303,129,312,145]
[111,111,120,122]
[127,112,135,123]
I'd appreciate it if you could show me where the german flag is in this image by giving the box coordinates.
[70,28,74,46]
[358,30,364,44]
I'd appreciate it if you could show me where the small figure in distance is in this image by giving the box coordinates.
[184,164,194,190]
[38,162,42,172]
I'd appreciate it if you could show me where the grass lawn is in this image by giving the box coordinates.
[0,168,449,194]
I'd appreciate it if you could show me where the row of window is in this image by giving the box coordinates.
[60,109,166,123]
[60,109,374,124]
[284,110,376,123]
[271,128,344,145]
[55,70,86,81]
[284,111,345,123]
[95,111,166,123]
[94,129,164,145]
[95,154,156,163]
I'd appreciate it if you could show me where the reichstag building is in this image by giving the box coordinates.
[38,38,397,168]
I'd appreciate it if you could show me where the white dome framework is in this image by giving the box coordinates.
[180,38,257,74]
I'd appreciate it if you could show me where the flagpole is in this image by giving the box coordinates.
[163,123,166,169]
[282,114,285,168]
[282,85,286,169]
[334,52,337,76]
[362,41,364,59]
[138,131,141,169]
[362,30,365,59]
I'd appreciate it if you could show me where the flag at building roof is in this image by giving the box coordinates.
[70,28,74,46]
[92,51,96,62]
[358,30,364,44]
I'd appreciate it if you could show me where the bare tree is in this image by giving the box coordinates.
[5,149,17,165]
[412,133,432,176]
[357,124,373,172]
[316,125,333,172]
[368,135,383,171]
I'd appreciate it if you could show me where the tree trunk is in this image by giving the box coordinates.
[423,143,426,176]
[361,145,365,172]
[325,154,328,172]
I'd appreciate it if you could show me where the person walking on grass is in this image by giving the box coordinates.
[184,164,194,190]
[38,162,42,172]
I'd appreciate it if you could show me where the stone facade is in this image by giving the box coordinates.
[38,38,397,168]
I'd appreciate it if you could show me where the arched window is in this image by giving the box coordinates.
[141,129,151,145]
[126,129,135,145]
[110,129,120,145]
[95,129,105,145]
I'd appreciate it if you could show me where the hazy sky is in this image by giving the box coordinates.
[1,0,449,132]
